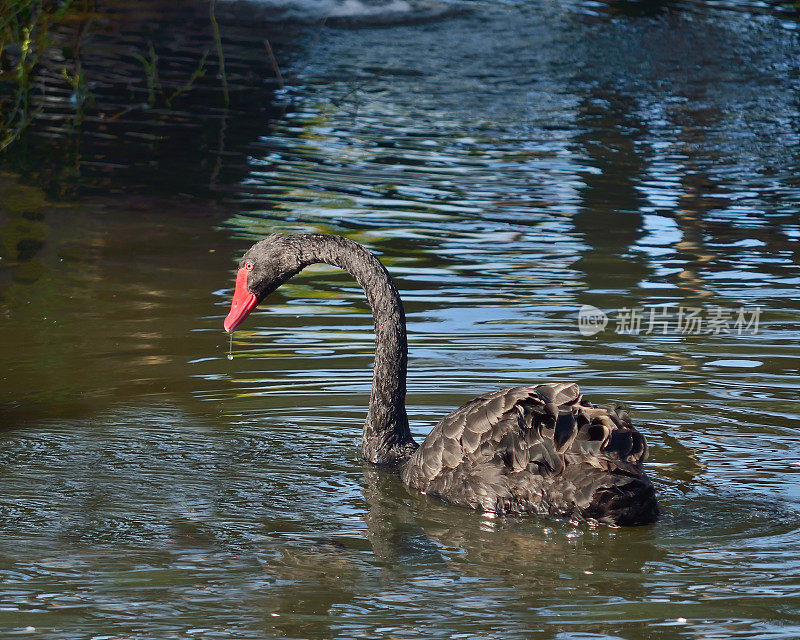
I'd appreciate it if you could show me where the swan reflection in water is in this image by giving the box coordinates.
[254,465,665,639]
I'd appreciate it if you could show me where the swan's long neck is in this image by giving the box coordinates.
[295,234,417,465]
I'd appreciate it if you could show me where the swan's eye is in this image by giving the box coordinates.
[244,262,254,271]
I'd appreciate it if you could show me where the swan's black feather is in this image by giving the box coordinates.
[401,383,657,525]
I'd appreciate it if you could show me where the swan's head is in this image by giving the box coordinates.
[223,234,301,333]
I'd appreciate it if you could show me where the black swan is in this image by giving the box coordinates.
[224,233,659,526]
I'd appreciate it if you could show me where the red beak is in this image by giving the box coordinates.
[224,267,258,333]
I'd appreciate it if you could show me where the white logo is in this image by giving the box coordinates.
[575,305,760,336]
[578,305,608,336]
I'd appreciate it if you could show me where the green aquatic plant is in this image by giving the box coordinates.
[132,41,210,110]
[209,0,229,108]
[0,0,78,151]
[1,0,223,152]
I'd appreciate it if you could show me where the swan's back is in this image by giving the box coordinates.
[401,383,658,525]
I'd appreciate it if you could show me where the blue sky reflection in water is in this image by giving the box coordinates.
[1,1,800,638]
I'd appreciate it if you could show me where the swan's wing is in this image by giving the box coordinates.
[400,382,652,519]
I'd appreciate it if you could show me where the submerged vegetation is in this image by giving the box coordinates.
[0,0,230,155]
[0,0,79,151]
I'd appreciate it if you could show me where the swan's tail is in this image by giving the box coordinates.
[582,473,659,525]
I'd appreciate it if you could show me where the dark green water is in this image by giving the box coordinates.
[2,1,800,638]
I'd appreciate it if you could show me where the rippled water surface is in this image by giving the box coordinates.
[2,1,800,638]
